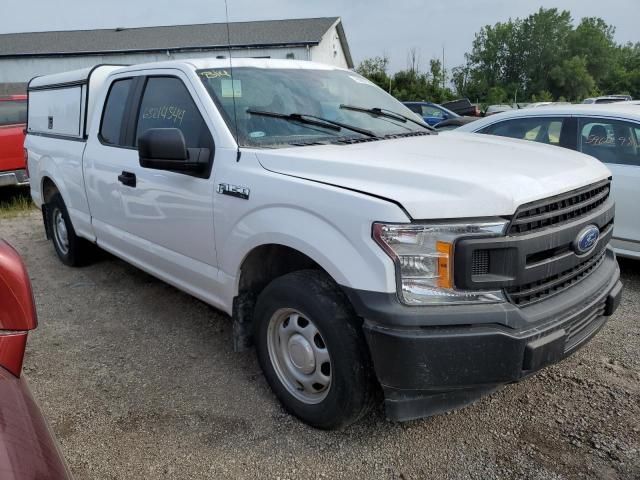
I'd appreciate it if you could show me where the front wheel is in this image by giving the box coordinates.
[254,270,377,429]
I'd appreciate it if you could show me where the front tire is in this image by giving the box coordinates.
[254,270,377,429]
[46,193,94,266]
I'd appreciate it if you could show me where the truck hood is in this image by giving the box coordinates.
[254,133,611,220]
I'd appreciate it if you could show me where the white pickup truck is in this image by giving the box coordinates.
[26,59,622,429]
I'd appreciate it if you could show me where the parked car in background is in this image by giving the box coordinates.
[0,95,29,188]
[434,116,478,131]
[485,104,513,116]
[403,101,461,126]
[456,103,640,259]
[440,98,480,117]
[0,240,71,479]
[526,102,571,108]
[583,95,632,104]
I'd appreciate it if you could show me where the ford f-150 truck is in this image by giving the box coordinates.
[25,59,622,429]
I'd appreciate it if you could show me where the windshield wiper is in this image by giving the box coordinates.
[246,109,377,138]
[339,104,434,131]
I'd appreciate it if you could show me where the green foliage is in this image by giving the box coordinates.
[531,91,554,102]
[549,56,595,101]
[355,55,454,104]
[355,8,636,106]
[355,56,391,91]
[456,8,637,103]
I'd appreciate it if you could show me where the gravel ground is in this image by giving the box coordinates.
[1,210,638,480]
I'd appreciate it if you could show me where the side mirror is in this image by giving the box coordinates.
[138,128,208,172]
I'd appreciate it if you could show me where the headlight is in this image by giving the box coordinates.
[373,220,508,305]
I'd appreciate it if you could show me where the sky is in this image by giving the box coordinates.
[1,0,638,73]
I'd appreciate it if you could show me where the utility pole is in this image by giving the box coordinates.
[442,46,446,91]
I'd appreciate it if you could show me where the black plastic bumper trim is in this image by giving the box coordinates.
[345,250,622,421]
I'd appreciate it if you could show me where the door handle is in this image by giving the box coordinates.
[118,171,136,188]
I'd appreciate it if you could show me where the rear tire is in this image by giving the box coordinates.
[46,193,94,266]
[254,270,377,429]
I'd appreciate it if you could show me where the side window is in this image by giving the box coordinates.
[482,117,564,145]
[100,79,133,146]
[579,118,640,166]
[421,106,445,119]
[136,77,211,149]
[405,104,422,114]
[0,100,27,126]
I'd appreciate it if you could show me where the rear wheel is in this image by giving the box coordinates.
[254,270,377,429]
[46,193,94,266]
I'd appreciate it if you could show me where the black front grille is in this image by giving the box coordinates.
[506,249,606,307]
[507,180,610,235]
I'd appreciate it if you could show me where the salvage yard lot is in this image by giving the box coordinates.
[1,210,639,480]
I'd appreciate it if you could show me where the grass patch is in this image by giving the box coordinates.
[0,188,36,219]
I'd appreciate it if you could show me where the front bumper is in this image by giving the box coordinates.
[0,169,29,187]
[344,248,622,421]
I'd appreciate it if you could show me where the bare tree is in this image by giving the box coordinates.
[407,47,420,75]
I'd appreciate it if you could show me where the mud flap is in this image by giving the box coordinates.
[232,292,256,352]
[41,203,52,240]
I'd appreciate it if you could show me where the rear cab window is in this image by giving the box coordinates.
[0,100,27,126]
[100,79,133,146]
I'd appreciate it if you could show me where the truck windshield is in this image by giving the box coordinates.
[197,67,429,147]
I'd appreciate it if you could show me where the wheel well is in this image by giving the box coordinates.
[232,244,326,352]
[42,177,59,204]
[239,244,323,295]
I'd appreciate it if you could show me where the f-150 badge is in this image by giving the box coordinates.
[217,183,250,200]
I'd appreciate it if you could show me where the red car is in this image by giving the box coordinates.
[0,240,71,479]
[0,95,29,188]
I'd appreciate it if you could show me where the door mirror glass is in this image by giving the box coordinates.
[138,128,208,172]
[139,128,188,161]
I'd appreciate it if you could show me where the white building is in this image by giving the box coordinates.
[0,17,353,94]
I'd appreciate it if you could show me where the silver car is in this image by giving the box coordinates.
[455,103,640,259]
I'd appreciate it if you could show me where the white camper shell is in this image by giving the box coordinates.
[27,65,124,139]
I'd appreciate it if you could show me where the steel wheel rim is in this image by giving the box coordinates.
[267,308,332,404]
[52,208,69,255]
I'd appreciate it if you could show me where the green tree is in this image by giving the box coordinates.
[455,8,636,103]
[355,56,391,91]
[519,8,573,95]
[549,56,595,101]
[531,90,554,102]
[567,17,616,86]
[485,86,509,106]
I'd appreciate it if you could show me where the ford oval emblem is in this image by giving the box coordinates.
[574,225,600,255]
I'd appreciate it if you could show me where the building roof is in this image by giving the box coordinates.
[0,17,353,67]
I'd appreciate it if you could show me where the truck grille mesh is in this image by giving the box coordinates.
[505,249,606,307]
[507,181,610,235]
[471,250,490,276]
